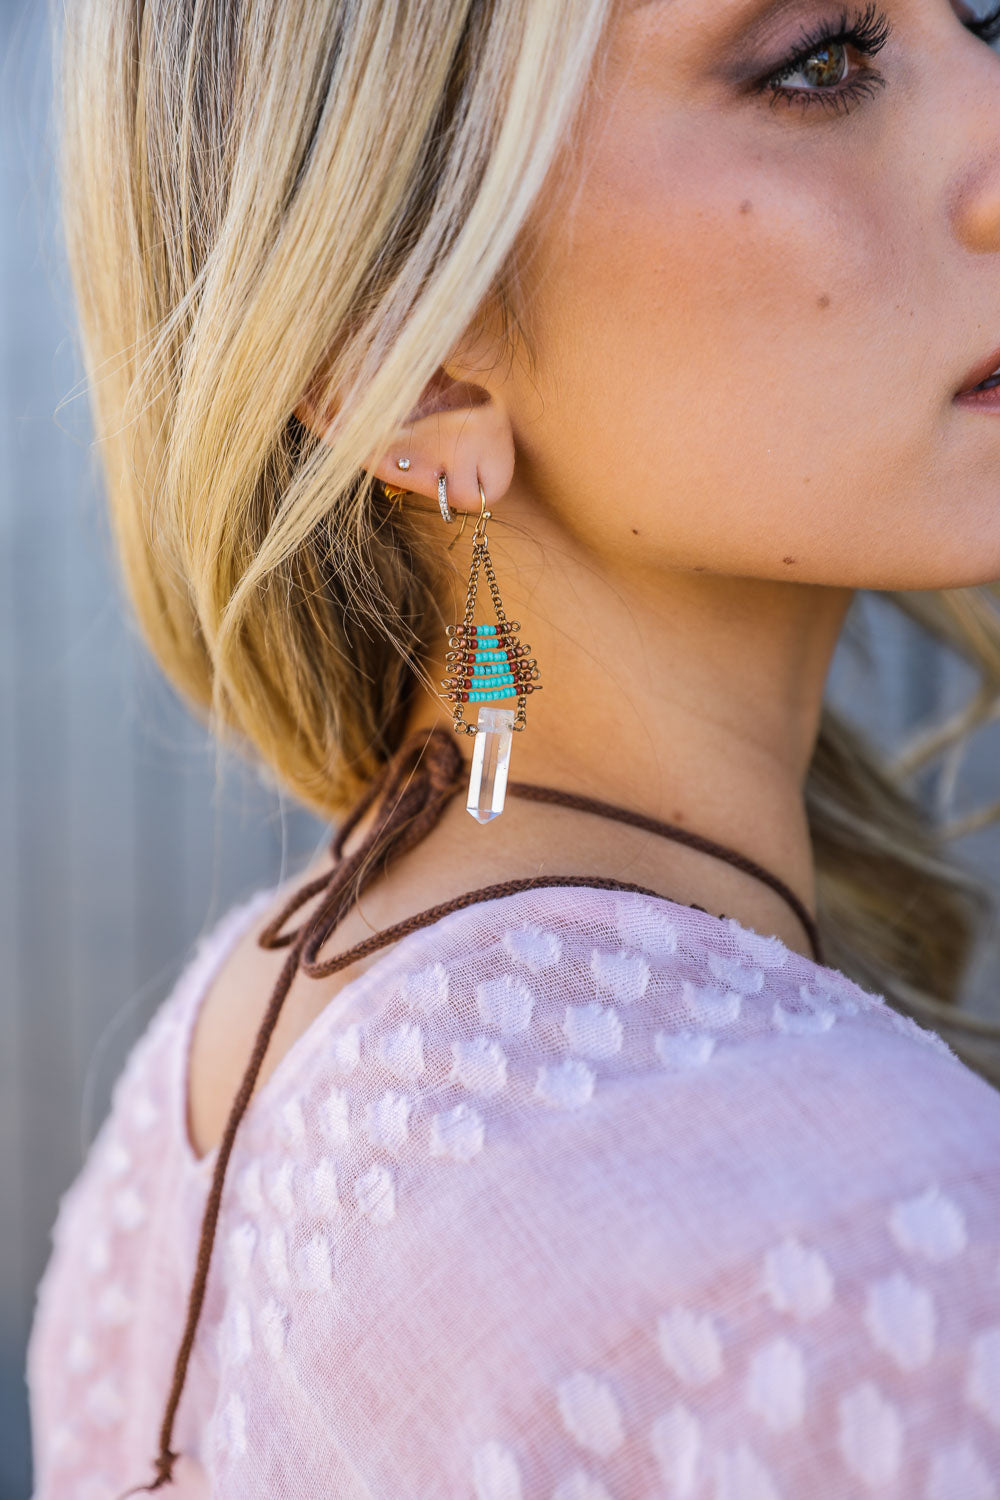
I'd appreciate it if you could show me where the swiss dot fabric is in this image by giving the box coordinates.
[25,883,1000,1499]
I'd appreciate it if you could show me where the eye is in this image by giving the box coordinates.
[754,0,1000,117]
[753,2,892,115]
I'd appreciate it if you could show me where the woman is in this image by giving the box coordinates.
[26,0,1000,1495]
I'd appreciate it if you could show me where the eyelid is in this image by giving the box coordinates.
[727,0,861,59]
[702,0,865,88]
[764,4,890,73]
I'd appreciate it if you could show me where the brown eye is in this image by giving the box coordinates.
[753,4,892,116]
[787,40,852,89]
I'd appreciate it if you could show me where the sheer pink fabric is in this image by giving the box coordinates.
[26,882,1000,1499]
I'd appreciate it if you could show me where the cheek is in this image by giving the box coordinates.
[513,125,941,582]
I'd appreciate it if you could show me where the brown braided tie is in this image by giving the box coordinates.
[116,723,820,1494]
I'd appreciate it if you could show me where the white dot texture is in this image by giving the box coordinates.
[429,1102,486,1162]
[534,1058,596,1110]
[216,1391,247,1457]
[923,1439,998,1500]
[94,1283,133,1327]
[363,1088,413,1152]
[263,1226,290,1288]
[23,883,1000,1497]
[563,1002,624,1060]
[472,1439,523,1500]
[657,1306,724,1386]
[554,1371,625,1458]
[649,1403,702,1495]
[377,1020,426,1082]
[451,1035,508,1095]
[889,1184,968,1262]
[744,1336,806,1431]
[551,1471,614,1500]
[590,946,650,1004]
[966,1326,1000,1427]
[838,1382,903,1487]
[762,1236,834,1320]
[862,1272,936,1372]
[265,1159,297,1218]
[258,1298,289,1361]
[714,1443,783,1500]
[477,974,536,1035]
[226,1222,257,1279]
[681,980,742,1028]
[502,922,563,972]
[654,1028,716,1069]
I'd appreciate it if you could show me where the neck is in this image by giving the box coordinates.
[392,492,854,962]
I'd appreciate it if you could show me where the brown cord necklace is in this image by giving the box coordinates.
[116,722,821,1496]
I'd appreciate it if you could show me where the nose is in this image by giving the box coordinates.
[949,42,1000,253]
[954,164,1000,253]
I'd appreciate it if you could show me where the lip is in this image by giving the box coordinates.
[955,340,1000,397]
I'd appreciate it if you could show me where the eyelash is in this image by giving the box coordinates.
[756,0,1000,116]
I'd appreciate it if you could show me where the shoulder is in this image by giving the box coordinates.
[229,880,1000,1235]
[315,880,1000,1332]
[349,892,1000,1495]
[204,885,1000,1494]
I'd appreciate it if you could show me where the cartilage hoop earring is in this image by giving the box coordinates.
[439,475,542,822]
[437,471,454,525]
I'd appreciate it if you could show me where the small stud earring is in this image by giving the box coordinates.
[396,457,411,472]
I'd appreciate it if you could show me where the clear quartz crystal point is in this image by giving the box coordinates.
[466,705,515,823]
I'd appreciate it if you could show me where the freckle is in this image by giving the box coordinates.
[631,527,639,535]
[817,294,830,309]
[782,556,796,565]
[739,199,753,214]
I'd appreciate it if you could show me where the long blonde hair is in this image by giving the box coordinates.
[55,0,1000,1084]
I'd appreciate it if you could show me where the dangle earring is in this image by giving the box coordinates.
[439,472,542,822]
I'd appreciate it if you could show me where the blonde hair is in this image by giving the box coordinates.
[55,0,1000,1084]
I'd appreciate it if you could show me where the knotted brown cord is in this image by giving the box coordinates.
[116,723,821,1496]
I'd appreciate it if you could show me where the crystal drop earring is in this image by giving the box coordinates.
[439,472,542,822]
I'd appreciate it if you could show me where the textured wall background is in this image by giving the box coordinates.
[2,3,999,1496]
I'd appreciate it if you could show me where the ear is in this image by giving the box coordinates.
[294,338,516,512]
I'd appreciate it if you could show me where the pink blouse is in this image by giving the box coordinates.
[26,882,1000,1499]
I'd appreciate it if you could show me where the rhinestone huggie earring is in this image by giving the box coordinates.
[439,473,542,822]
[437,471,454,524]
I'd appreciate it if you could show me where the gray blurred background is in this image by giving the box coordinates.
[3,1,1000,1496]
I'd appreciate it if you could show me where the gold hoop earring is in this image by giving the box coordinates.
[378,476,467,546]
